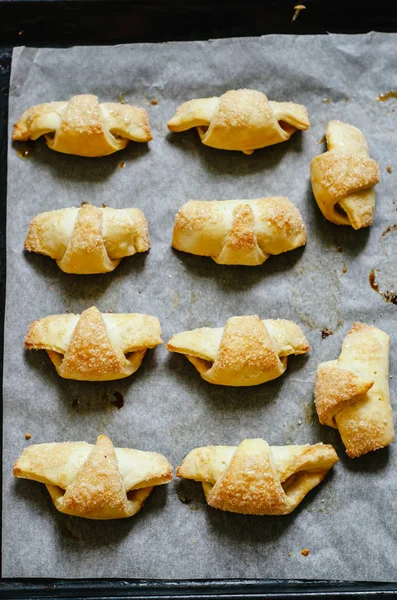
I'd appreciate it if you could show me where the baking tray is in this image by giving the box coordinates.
[2,1,397,597]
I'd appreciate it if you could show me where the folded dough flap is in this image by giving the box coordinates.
[167,97,219,131]
[315,361,374,428]
[326,120,369,156]
[25,307,162,354]
[178,440,338,515]
[167,318,309,362]
[13,436,172,491]
[12,102,67,140]
[269,101,310,132]
[101,103,152,142]
[311,152,379,202]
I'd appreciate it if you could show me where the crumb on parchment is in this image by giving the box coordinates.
[301,548,310,557]
[25,433,31,440]
[151,99,158,105]
[387,165,392,173]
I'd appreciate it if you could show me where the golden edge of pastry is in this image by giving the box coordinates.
[24,202,151,274]
[172,197,307,266]
[13,434,172,520]
[314,322,394,458]
[177,439,338,515]
[24,306,163,381]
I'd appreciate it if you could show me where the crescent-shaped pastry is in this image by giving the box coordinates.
[24,203,150,274]
[172,197,306,265]
[311,121,380,229]
[314,323,394,458]
[177,439,338,515]
[167,89,310,154]
[25,306,162,381]
[166,316,310,386]
[13,434,172,519]
[12,94,152,157]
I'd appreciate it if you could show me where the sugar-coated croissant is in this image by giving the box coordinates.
[13,94,152,157]
[172,197,306,265]
[311,121,379,229]
[167,316,310,386]
[315,323,394,458]
[25,202,150,274]
[25,306,162,381]
[177,439,338,515]
[167,89,310,154]
[13,434,172,519]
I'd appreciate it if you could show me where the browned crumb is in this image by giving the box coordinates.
[387,165,392,173]
[301,548,310,557]
[102,203,107,208]
[118,162,125,169]
[342,264,347,274]
[336,246,343,253]
[118,93,127,104]
[25,433,31,440]
[111,391,124,410]
[323,98,330,104]
[377,91,397,102]
[321,327,333,339]
[288,552,292,556]
[292,4,306,22]
[151,99,158,105]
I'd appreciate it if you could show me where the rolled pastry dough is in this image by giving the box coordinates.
[311,121,379,229]
[172,197,306,265]
[13,94,152,157]
[25,202,150,274]
[177,439,338,515]
[166,316,310,386]
[315,322,394,458]
[167,89,310,154]
[25,306,162,381]
[13,434,172,519]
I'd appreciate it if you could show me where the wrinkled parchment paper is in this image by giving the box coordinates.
[3,34,397,580]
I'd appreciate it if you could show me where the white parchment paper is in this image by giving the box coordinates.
[3,33,397,580]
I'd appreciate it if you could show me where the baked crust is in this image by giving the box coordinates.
[25,203,150,274]
[25,306,162,381]
[166,316,310,386]
[314,322,394,458]
[177,439,338,515]
[172,197,306,265]
[311,120,379,229]
[167,89,309,154]
[13,434,172,520]
[13,94,152,157]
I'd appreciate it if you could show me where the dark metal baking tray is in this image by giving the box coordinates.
[1,1,397,597]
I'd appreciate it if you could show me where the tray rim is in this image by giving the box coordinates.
[1,27,397,595]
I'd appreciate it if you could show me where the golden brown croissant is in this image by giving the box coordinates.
[25,306,162,381]
[12,94,152,157]
[13,434,172,519]
[24,202,150,274]
[314,323,394,458]
[167,89,310,154]
[172,197,306,265]
[177,439,338,515]
[166,316,310,386]
[311,121,379,229]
